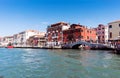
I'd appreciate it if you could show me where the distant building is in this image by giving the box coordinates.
[13,34,19,46]
[46,22,70,47]
[63,24,83,44]
[2,36,13,46]
[63,24,97,44]
[95,24,108,43]
[13,30,45,47]
[83,27,97,42]
[108,20,120,41]
[26,35,46,47]
[0,37,2,47]
[105,26,109,43]
[0,37,2,44]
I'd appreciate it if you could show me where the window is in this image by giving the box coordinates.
[52,33,55,36]
[119,24,120,27]
[109,32,112,38]
[56,33,58,36]
[87,36,89,39]
[98,36,100,39]
[102,36,104,38]
[90,31,91,33]
[81,36,83,39]
[81,29,83,32]
[78,29,81,32]
[87,31,89,33]
[109,25,112,28]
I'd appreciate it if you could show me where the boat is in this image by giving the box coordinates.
[6,42,14,48]
[7,46,14,48]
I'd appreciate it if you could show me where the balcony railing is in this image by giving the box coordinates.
[52,36,58,39]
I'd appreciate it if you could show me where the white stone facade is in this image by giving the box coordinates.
[1,36,13,46]
[12,30,45,47]
[108,20,120,40]
[105,26,108,43]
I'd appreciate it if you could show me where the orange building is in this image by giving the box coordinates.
[63,24,97,44]
[83,27,97,42]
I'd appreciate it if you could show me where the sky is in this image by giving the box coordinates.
[0,0,120,36]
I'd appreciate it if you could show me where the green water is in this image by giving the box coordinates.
[0,48,120,78]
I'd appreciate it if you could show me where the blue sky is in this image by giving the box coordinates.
[0,0,120,36]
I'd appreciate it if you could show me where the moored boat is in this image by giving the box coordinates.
[7,46,14,48]
[6,42,14,48]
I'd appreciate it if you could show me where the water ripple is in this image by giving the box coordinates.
[0,48,120,78]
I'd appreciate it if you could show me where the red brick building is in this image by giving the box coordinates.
[63,24,97,44]
[46,22,70,47]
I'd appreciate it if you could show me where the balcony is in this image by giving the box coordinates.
[52,36,58,39]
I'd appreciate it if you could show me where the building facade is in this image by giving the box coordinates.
[83,27,97,42]
[26,35,46,47]
[46,22,70,47]
[0,37,2,46]
[108,20,120,41]
[63,24,83,44]
[13,30,45,47]
[2,36,14,46]
[95,24,108,43]
[105,26,109,43]
[63,24,97,44]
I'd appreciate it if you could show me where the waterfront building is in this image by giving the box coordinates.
[13,34,19,46]
[0,37,2,45]
[13,30,45,47]
[46,22,70,47]
[105,26,109,43]
[26,35,46,47]
[63,24,97,44]
[108,20,120,41]
[2,36,14,46]
[95,24,108,43]
[63,24,83,44]
[83,27,97,42]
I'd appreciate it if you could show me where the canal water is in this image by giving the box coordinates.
[0,48,120,78]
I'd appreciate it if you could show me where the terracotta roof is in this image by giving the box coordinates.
[51,22,68,27]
